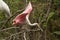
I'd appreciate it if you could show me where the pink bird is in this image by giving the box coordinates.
[12,2,43,31]
[13,2,32,25]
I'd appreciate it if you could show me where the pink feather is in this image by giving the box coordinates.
[12,2,32,25]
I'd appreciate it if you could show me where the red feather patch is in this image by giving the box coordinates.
[12,2,32,25]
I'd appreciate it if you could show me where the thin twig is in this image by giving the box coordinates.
[46,0,52,19]
[23,32,27,40]
[5,30,25,40]
[5,32,12,35]
[26,29,42,32]
[37,23,43,32]
[13,36,16,40]
[4,28,42,40]
[44,0,52,40]
[0,27,19,32]
[45,30,47,40]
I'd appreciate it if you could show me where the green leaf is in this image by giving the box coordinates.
[47,12,55,21]
[54,31,60,35]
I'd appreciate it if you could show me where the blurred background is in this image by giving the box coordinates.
[0,0,60,40]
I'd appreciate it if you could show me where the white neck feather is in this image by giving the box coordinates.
[26,14,43,31]
[26,14,38,26]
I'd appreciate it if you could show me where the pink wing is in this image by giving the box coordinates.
[12,2,33,25]
[22,2,32,14]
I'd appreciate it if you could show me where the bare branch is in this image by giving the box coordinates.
[46,0,52,19]
[23,32,27,40]
[0,27,19,32]
[5,30,25,40]
[13,36,16,40]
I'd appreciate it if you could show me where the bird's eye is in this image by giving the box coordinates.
[13,21,16,23]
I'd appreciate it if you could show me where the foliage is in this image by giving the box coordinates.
[0,0,60,40]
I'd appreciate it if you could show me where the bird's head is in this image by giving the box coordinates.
[13,19,20,25]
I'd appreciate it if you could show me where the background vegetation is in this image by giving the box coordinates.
[0,0,60,40]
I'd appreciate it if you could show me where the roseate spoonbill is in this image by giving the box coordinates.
[0,0,11,17]
[13,2,43,31]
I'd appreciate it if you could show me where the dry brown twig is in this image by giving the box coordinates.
[45,0,52,19]
[23,32,27,40]
[4,28,42,40]
[5,30,25,40]
[44,0,52,40]
[0,27,19,32]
